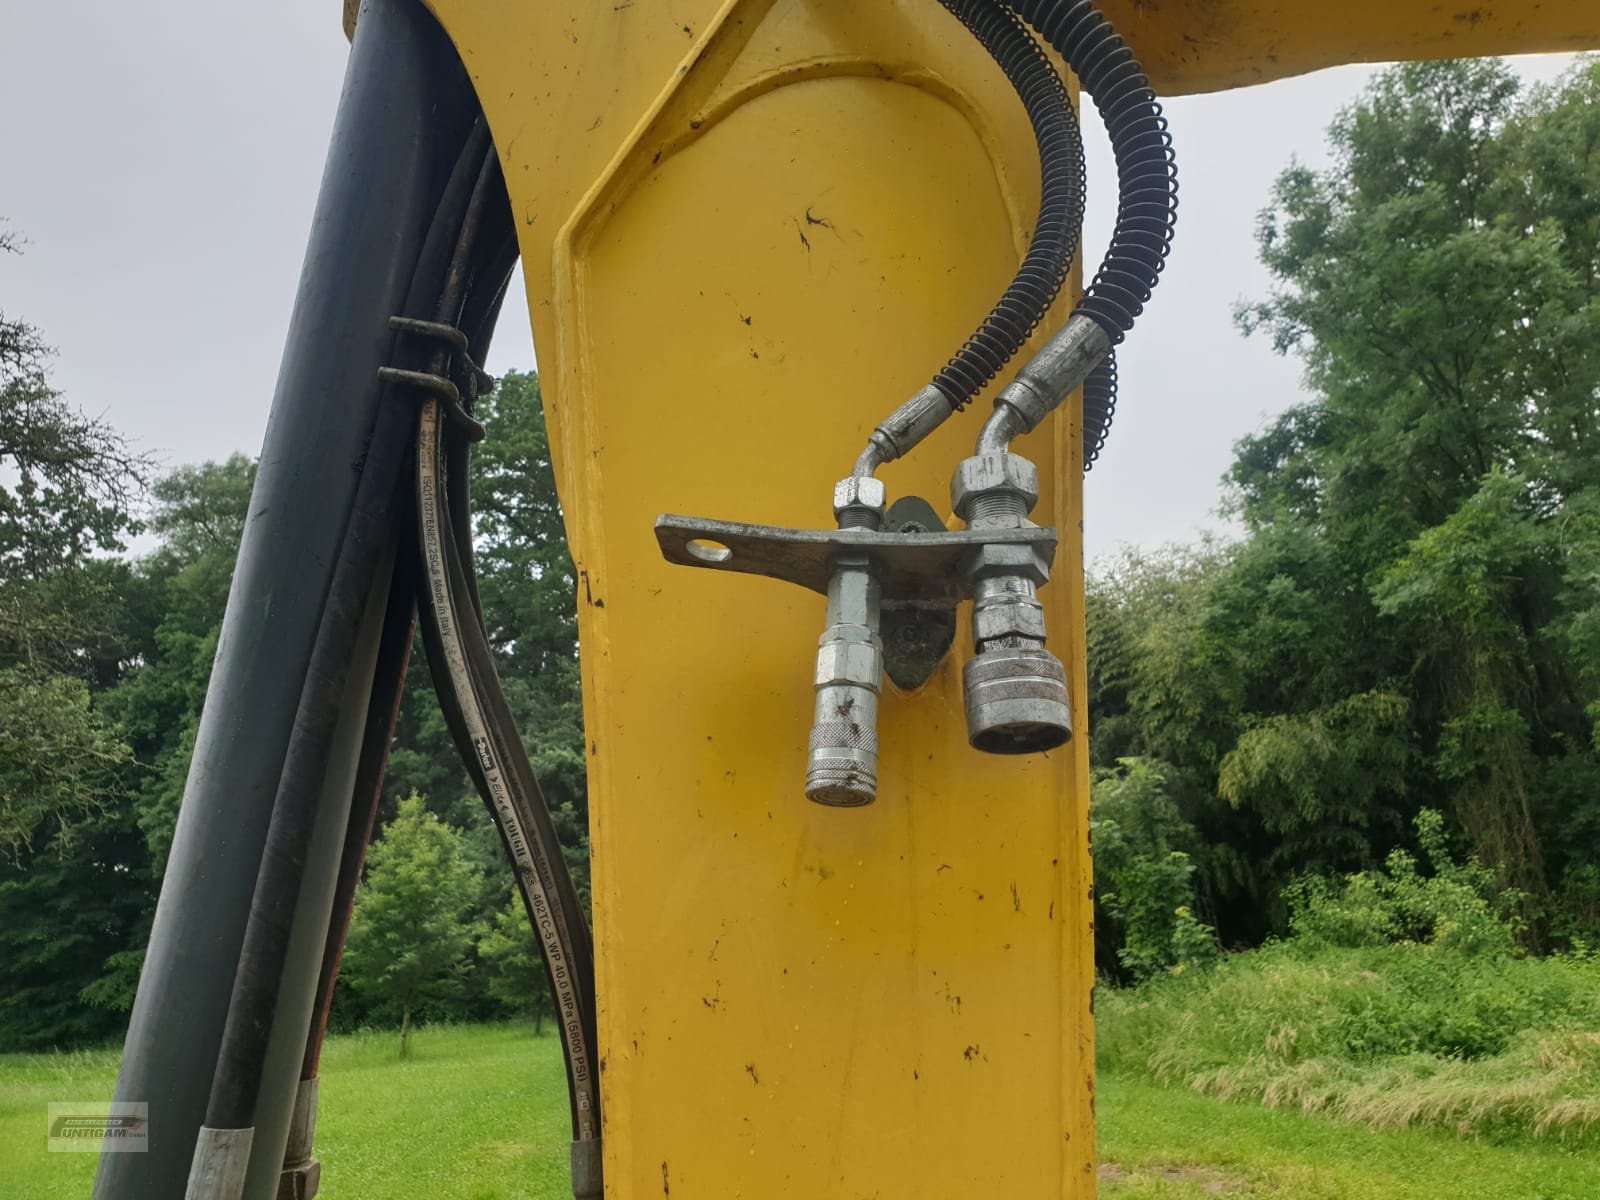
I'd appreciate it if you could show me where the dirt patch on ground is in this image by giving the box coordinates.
[1099,1161,1247,1194]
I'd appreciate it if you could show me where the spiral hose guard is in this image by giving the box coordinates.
[1081,350,1118,469]
[932,0,1086,414]
[1008,0,1179,467]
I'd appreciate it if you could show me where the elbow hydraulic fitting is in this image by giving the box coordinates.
[806,480,887,806]
[951,453,1073,756]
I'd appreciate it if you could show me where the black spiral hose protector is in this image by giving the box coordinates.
[1082,352,1117,468]
[932,0,1085,413]
[1006,0,1179,467]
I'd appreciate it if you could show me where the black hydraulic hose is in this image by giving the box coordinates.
[300,573,417,1085]
[278,570,417,1195]
[930,0,1085,414]
[199,119,494,1140]
[1003,0,1179,465]
[403,153,601,1172]
[443,227,519,627]
[415,440,601,1138]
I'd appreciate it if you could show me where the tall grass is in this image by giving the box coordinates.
[1098,810,1600,1142]
[1098,941,1600,1141]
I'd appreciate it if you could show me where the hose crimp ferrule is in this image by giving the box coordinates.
[805,549,884,806]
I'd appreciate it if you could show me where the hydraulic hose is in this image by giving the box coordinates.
[853,0,1082,479]
[930,0,1084,414]
[406,153,602,1194]
[282,571,416,1196]
[193,121,494,1175]
[1010,0,1177,345]
[191,115,600,1200]
[862,0,1177,476]
[1080,354,1117,468]
[415,367,602,1148]
[992,0,1179,467]
[299,581,416,1083]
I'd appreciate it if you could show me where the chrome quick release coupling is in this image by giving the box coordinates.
[656,467,1066,802]
[951,452,1072,755]
[805,478,888,806]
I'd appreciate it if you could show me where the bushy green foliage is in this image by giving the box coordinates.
[1100,943,1600,1140]
[476,897,554,1032]
[0,350,584,1049]
[1092,759,1217,980]
[1099,812,1600,1140]
[0,667,132,860]
[0,802,151,1052]
[0,234,158,1049]
[1286,810,1518,957]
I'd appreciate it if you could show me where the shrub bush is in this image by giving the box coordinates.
[1092,759,1218,980]
[1286,810,1519,957]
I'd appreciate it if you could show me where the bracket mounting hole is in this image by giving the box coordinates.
[686,538,733,563]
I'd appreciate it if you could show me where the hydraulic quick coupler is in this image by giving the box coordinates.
[950,452,1072,754]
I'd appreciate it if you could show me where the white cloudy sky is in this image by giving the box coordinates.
[0,3,1579,563]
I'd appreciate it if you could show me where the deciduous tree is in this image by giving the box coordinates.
[342,795,481,1056]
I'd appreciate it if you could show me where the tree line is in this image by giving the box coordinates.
[1090,58,1600,976]
[0,237,581,1047]
[2,56,1598,1049]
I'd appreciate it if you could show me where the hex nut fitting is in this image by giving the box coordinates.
[959,541,1053,586]
[833,476,888,524]
[971,575,1047,647]
[814,638,883,692]
[973,595,1048,647]
[950,452,1039,521]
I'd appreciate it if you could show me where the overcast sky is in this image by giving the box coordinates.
[0,3,1578,563]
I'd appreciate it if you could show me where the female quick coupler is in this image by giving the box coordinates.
[952,453,1073,755]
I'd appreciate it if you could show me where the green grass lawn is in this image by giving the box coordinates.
[0,1025,571,1200]
[4,1024,1598,1198]
[1097,1073,1600,1199]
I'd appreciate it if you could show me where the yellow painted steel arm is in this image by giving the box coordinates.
[1100,0,1600,94]
[422,2,1095,1195]
[359,1,1600,91]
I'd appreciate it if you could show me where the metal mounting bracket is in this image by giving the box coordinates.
[654,499,1058,689]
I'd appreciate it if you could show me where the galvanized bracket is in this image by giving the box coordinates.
[654,500,1058,689]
